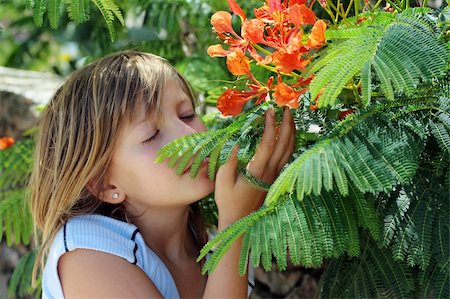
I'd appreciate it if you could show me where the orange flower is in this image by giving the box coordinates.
[289,0,308,5]
[227,0,246,21]
[289,4,316,27]
[241,19,265,44]
[226,49,251,76]
[272,50,311,73]
[273,77,302,109]
[211,11,235,34]
[308,20,327,48]
[207,44,231,57]
[217,89,253,116]
[0,137,15,150]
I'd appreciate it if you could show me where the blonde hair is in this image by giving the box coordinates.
[29,50,207,282]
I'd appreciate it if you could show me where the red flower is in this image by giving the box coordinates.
[226,49,251,76]
[308,20,327,48]
[241,19,265,44]
[217,80,271,116]
[339,109,354,119]
[209,0,328,115]
[207,44,231,57]
[273,75,304,109]
[272,50,311,73]
[211,11,235,34]
[217,89,254,116]
[289,4,316,27]
[0,137,15,150]
[227,0,246,21]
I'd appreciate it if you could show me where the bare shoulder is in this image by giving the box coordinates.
[58,248,163,298]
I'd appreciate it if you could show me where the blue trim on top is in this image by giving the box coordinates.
[131,228,139,265]
[63,223,68,252]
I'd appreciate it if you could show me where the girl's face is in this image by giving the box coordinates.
[106,79,215,214]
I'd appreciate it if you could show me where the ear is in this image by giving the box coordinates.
[86,180,126,204]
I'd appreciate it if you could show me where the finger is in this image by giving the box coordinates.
[216,145,239,188]
[277,127,295,173]
[247,108,276,178]
[269,107,294,169]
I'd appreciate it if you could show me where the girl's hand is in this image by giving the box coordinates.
[214,107,295,230]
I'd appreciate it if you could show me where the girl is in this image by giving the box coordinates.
[30,50,295,298]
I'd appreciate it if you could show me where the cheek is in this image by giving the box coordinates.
[192,119,207,133]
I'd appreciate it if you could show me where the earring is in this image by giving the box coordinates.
[113,193,119,199]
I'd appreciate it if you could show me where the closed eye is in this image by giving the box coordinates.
[180,114,196,121]
[143,130,159,144]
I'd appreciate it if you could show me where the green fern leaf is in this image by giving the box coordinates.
[348,184,381,240]
[66,0,90,23]
[307,10,449,107]
[361,62,372,106]
[91,0,123,41]
[238,232,251,276]
[7,250,38,298]
[47,0,62,29]
[33,0,47,27]
[430,120,450,153]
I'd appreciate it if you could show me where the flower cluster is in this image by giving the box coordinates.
[208,0,327,116]
[0,137,14,150]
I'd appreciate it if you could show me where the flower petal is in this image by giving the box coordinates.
[273,50,310,73]
[207,44,231,57]
[0,137,15,150]
[289,0,307,6]
[227,0,246,21]
[211,11,234,34]
[274,79,301,109]
[242,19,265,43]
[308,20,327,48]
[226,49,251,76]
[289,4,316,27]
[217,89,250,116]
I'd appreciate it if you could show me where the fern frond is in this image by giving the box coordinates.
[0,139,34,246]
[66,0,90,24]
[7,250,39,298]
[321,242,414,299]
[91,0,123,41]
[47,0,62,29]
[33,0,47,27]
[430,120,450,153]
[308,10,449,107]
[0,190,33,246]
[266,114,419,206]
[419,263,450,299]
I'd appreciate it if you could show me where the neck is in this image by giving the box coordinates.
[130,206,197,262]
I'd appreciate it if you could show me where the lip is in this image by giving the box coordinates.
[183,157,209,174]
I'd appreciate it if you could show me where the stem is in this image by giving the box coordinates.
[345,0,354,17]
[351,77,361,105]
[335,0,341,23]
[372,0,384,10]
[252,43,272,56]
[423,0,429,7]
[324,1,338,25]
[328,0,350,24]
[354,0,359,18]
[256,63,278,74]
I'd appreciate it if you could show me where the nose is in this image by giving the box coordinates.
[164,118,202,146]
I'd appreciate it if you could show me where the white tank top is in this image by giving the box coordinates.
[42,214,254,298]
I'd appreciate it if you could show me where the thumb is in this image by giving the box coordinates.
[216,145,239,188]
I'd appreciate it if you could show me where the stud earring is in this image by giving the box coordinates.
[113,193,119,199]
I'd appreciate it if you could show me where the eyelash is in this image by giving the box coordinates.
[142,114,196,144]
